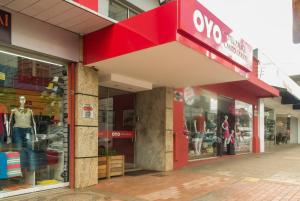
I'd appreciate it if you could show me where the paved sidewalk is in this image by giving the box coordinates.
[3,145,300,201]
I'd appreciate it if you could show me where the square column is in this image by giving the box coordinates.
[74,63,99,188]
[135,87,173,171]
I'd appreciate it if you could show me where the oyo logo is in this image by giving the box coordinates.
[112,131,121,137]
[193,2,222,45]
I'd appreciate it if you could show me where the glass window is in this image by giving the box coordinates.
[264,107,275,147]
[235,100,253,153]
[276,116,290,145]
[184,87,218,160]
[109,1,128,21]
[0,51,68,194]
[128,10,138,18]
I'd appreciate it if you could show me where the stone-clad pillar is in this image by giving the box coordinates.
[136,87,173,171]
[74,63,99,188]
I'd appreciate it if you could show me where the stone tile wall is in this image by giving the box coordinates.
[74,63,99,188]
[136,87,173,171]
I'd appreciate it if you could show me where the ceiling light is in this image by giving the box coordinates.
[0,50,64,67]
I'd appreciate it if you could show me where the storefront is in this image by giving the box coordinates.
[0,3,82,198]
[83,0,279,171]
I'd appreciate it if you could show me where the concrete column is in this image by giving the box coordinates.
[135,87,173,171]
[74,63,99,188]
[258,99,265,153]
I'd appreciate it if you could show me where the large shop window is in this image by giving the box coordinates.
[234,101,253,153]
[183,87,253,160]
[276,116,291,145]
[184,88,218,160]
[0,51,68,195]
[264,107,275,147]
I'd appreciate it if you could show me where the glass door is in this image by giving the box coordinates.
[98,87,137,170]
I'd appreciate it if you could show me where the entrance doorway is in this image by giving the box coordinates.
[98,87,137,170]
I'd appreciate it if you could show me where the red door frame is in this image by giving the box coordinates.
[68,63,76,188]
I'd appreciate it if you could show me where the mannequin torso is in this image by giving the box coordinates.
[13,108,32,128]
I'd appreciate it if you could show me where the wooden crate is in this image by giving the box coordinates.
[98,156,107,179]
[107,155,125,178]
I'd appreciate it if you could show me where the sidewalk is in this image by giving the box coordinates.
[3,145,300,201]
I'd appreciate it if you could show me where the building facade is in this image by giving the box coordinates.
[0,0,280,198]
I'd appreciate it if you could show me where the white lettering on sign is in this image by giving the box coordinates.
[193,8,222,44]
[112,131,121,137]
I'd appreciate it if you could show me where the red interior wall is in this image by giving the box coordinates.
[74,0,98,12]
[112,94,135,163]
[113,94,135,130]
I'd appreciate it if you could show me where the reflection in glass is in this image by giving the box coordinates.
[235,101,253,153]
[184,88,217,159]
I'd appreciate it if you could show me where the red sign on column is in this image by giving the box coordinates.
[99,130,135,139]
[178,0,253,72]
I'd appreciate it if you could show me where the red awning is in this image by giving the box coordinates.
[83,1,279,98]
[203,76,279,100]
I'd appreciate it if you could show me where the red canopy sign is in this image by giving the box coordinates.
[178,0,253,72]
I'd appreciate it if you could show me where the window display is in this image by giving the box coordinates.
[264,108,275,147]
[0,51,68,195]
[234,101,253,153]
[183,87,253,160]
[276,116,290,145]
[184,88,218,159]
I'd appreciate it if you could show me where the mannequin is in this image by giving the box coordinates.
[0,103,8,146]
[193,112,206,155]
[222,115,230,145]
[8,96,38,148]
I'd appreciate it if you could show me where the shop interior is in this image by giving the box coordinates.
[184,88,253,160]
[0,52,68,194]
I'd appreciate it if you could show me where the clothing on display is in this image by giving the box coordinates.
[0,152,22,179]
[13,109,32,128]
[12,127,32,150]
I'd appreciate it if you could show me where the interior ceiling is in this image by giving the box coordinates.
[0,0,115,35]
[91,41,247,89]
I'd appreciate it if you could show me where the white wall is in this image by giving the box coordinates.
[10,9,80,62]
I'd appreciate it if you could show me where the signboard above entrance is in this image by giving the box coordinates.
[178,0,253,72]
[0,9,11,44]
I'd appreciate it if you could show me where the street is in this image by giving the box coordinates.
[4,145,300,201]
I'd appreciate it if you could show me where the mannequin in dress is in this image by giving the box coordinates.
[8,96,38,148]
[222,115,230,145]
